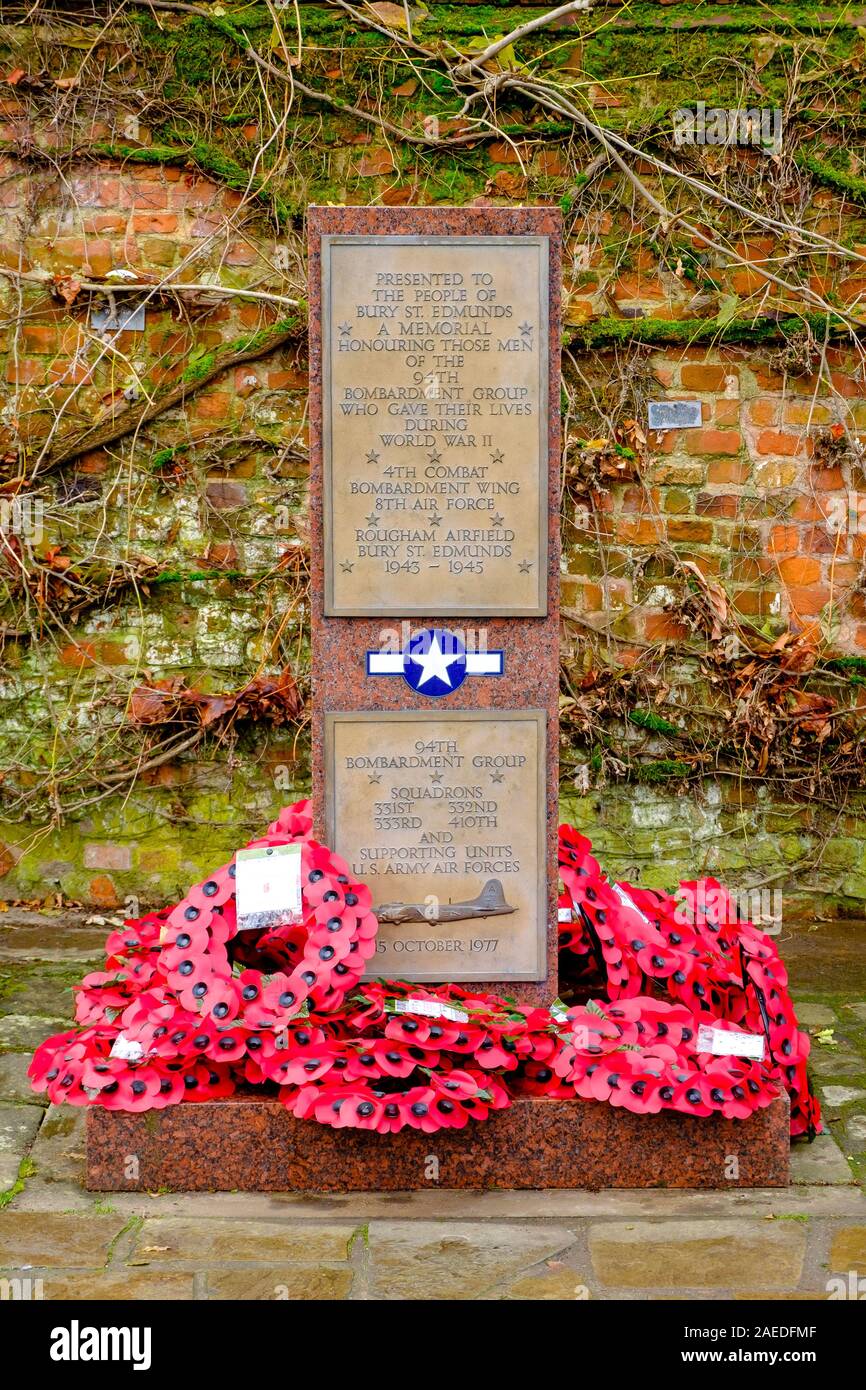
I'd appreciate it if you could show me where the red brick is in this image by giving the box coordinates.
[89,875,121,908]
[731,589,766,615]
[707,458,750,484]
[131,212,178,234]
[756,430,803,457]
[611,273,666,302]
[192,392,232,421]
[268,369,306,390]
[786,585,830,616]
[5,358,45,384]
[488,140,525,164]
[59,641,98,668]
[685,430,741,456]
[666,519,714,543]
[749,399,777,426]
[536,148,567,176]
[697,493,737,518]
[810,466,845,490]
[173,176,219,208]
[226,242,257,266]
[680,364,728,391]
[778,556,821,585]
[730,266,770,294]
[614,518,662,545]
[791,495,828,523]
[21,325,62,353]
[643,613,691,642]
[769,526,800,555]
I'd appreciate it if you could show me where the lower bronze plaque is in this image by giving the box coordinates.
[324,710,547,981]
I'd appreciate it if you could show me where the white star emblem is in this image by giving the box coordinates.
[413,632,462,689]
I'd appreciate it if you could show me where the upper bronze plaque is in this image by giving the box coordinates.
[320,234,549,616]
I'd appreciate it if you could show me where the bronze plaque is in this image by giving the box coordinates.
[321,235,549,617]
[324,710,547,982]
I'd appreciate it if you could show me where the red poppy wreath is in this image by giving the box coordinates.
[30,803,820,1139]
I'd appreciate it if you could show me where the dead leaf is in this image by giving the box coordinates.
[356,149,395,176]
[366,1,428,30]
[52,274,82,305]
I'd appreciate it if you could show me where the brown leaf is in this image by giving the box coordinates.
[197,694,235,728]
[52,274,81,305]
[366,2,411,29]
[6,68,26,85]
[128,683,179,724]
[356,148,395,176]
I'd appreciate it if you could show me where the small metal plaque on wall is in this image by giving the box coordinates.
[647,400,703,430]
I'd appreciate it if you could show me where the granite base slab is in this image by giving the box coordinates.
[85,1094,790,1191]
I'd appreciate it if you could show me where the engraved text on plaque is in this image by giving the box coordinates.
[324,710,546,981]
[321,236,548,616]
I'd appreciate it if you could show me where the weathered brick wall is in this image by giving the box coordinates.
[1,1,866,918]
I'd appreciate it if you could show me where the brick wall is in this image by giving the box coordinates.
[1,2,866,918]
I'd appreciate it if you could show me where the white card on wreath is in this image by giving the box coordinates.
[234,843,302,931]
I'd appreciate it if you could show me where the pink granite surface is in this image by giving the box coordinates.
[86,1092,790,1192]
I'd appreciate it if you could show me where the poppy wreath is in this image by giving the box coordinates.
[553,996,781,1119]
[29,804,819,1138]
[557,826,821,1138]
[268,981,562,1132]
[29,801,379,1112]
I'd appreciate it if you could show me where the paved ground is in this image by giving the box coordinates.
[1,911,865,1300]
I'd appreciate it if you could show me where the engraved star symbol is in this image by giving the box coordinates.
[519,560,532,573]
[413,633,463,691]
[520,322,533,335]
[428,450,442,465]
[430,771,443,784]
[491,513,505,528]
[429,513,442,528]
[368,771,382,784]
[366,512,379,527]
[339,322,352,335]
[490,449,504,465]
[341,560,354,573]
[366,450,380,465]
[491,771,505,784]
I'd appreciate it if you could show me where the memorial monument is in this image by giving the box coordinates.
[309,205,560,1002]
[75,206,795,1192]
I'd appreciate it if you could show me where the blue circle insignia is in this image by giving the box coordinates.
[402,628,467,697]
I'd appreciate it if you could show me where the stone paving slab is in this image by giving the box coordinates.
[587,1217,807,1291]
[128,1218,356,1265]
[0,968,78,1022]
[0,1054,46,1107]
[0,1271,197,1300]
[364,1221,580,1300]
[0,1102,41,1190]
[204,1266,354,1299]
[0,924,104,964]
[790,1133,856,1185]
[0,1211,128,1268]
[0,1014,65,1052]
